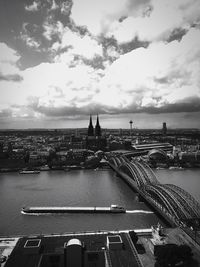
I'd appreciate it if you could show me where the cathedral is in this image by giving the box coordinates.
[87,115,101,137]
[86,115,106,151]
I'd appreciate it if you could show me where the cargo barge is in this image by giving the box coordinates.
[21,204,125,214]
[19,170,40,174]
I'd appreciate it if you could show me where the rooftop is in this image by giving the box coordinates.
[2,231,143,267]
[2,227,200,267]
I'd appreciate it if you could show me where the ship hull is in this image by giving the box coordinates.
[19,171,40,174]
[21,206,126,214]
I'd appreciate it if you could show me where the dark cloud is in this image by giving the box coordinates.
[105,97,200,115]
[27,97,120,117]
[154,69,192,87]
[120,37,149,54]
[0,73,23,82]
[167,28,188,43]
[154,77,170,84]
[118,16,127,23]
[25,95,200,119]
[0,109,12,118]
[100,35,149,57]
[30,104,97,117]
[72,24,89,36]
[100,36,119,53]
[141,97,200,114]
[75,55,105,70]
[126,0,151,11]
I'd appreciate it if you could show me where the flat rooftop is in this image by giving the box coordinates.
[2,227,200,267]
[3,231,143,267]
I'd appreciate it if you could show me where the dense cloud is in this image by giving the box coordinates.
[0,0,200,128]
[1,26,200,121]
[71,0,200,43]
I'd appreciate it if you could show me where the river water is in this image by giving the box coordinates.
[154,168,200,203]
[0,168,199,236]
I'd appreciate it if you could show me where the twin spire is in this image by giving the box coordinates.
[88,115,101,137]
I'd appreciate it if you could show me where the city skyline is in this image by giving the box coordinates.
[0,0,200,129]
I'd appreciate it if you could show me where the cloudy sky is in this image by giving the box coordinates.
[0,0,200,129]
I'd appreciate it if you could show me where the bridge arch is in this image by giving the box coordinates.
[144,184,181,220]
[131,160,158,184]
[163,184,200,218]
[109,155,200,221]
[119,162,146,188]
[144,184,199,220]
[109,156,125,167]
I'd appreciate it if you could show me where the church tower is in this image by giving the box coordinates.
[87,115,94,136]
[95,115,101,137]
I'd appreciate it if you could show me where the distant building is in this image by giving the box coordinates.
[132,142,173,153]
[119,128,123,136]
[95,114,101,136]
[148,149,168,162]
[162,122,167,135]
[88,115,94,136]
[129,120,133,136]
[86,115,107,151]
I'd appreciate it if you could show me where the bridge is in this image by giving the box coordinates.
[108,155,200,226]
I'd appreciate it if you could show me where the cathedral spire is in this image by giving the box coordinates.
[88,115,94,136]
[95,114,101,137]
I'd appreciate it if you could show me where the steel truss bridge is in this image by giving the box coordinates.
[108,155,200,225]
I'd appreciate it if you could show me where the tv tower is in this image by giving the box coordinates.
[129,120,133,136]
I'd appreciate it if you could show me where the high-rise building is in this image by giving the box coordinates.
[87,115,94,136]
[162,122,167,135]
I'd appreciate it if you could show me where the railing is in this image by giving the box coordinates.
[125,233,144,267]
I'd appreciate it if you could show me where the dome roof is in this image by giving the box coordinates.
[148,149,167,160]
[67,239,82,247]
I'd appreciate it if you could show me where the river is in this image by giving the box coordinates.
[154,168,200,203]
[0,168,199,236]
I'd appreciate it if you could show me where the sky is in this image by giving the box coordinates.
[0,0,200,129]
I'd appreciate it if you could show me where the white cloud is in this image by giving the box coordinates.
[0,43,20,63]
[71,0,200,44]
[51,0,59,10]
[0,43,24,112]
[25,1,40,12]
[1,27,200,122]
[22,36,40,49]
[71,0,153,36]
[43,20,64,40]
[106,46,120,59]
[60,1,73,15]
[20,23,40,49]
[107,0,196,43]
[0,43,21,78]
[51,26,103,60]
[94,28,200,110]
[22,61,102,110]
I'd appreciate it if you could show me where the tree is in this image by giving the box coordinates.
[155,244,194,267]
